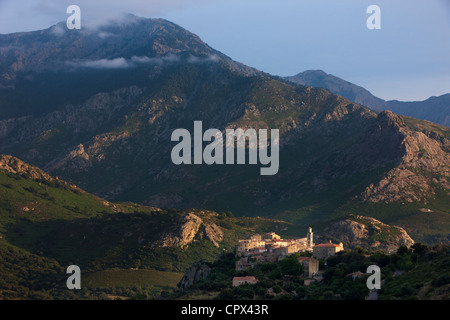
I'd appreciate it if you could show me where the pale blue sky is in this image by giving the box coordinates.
[0,0,449,101]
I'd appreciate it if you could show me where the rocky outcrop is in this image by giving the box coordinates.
[45,144,92,173]
[359,111,450,204]
[177,261,212,290]
[151,212,224,249]
[154,213,203,248]
[203,222,224,248]
[0,154,81,191]
[323,215,414,253]
[327,219,369,242]
[1,154,53,180]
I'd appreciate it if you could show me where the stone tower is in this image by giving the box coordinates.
[307,227,314,248]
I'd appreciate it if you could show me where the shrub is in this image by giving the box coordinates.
[399,283,414,296]
[272,285,282,294]
[432,275,450,287]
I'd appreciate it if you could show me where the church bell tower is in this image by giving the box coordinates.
[307,227,314,248]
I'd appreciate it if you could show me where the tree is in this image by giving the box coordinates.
[411,243,428,261]
[272,285,282,294]
[283,282,295,293]
[432,275,450,287]
[279,256,303,276]
[397,245,410,256]
[217,288,233,299]
[232,285,254,299]
[254,286,267,297]
[259,262,278,272]
[268,267,282,279]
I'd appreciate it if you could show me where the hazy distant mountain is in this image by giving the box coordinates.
[387,94,450,127]
[285,70,387,110]
[0,16,449,246]
[286,70,450,127]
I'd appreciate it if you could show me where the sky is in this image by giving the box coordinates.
[0,0,449,101]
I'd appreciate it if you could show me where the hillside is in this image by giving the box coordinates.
[316,215,414,254]
[2,154,447,300]
[0,154,297,298]
[171,241,449,301]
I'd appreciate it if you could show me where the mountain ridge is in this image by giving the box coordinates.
[285,70,450,127]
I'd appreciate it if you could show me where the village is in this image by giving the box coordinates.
[232,228,347,287]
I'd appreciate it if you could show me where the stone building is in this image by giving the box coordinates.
[236,234,265,256]
[263,232,281,240]
[313,241,344,259]
[232,276,258,287]
[279,242,306,258]
[297,256,319,277]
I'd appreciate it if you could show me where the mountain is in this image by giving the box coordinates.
[0,16,449,247]
[387,94,450,127]
[285,70,387,110]
[285,70,450,127]
[0,14,261,120]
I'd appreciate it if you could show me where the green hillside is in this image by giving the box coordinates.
[0,156,296,299]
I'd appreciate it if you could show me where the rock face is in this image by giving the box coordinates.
[177,261,212,290]
[203,222,224,248]
[154,213,203,248]
[0,154,80,191]
[328,219,369,241]
[151,212,224,249]
[359,111,450,204]
[1,154,52,180]
[323,215,414,253]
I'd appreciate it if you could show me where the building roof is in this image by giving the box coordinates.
[233,276,257,281]
[314,243,341,248]
[297,257,312,262]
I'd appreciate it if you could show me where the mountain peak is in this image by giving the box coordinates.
[298,69,327,76]
[0,15,262,92]
[1,15,215,62]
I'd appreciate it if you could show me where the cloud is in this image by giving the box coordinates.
[65,54,218,70]
[187,54,219,63]
[97,31,116,39]
[67,57,130,69]
[49,23,66,36]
